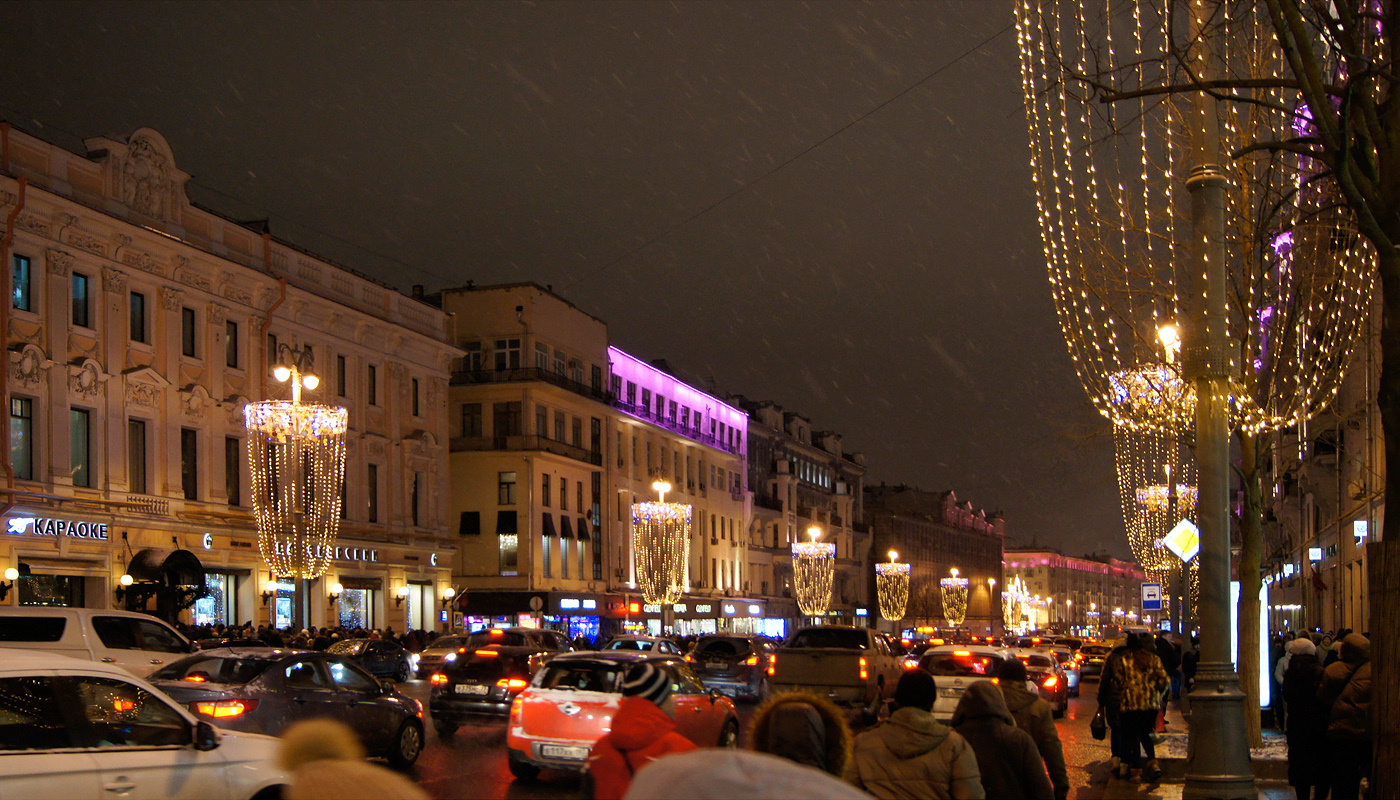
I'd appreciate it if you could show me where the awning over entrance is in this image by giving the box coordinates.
[127,548,205,587]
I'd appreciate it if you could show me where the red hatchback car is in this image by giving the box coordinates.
[505,652,739,780]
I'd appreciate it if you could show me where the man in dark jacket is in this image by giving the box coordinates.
[1154,633,1182,703]
[1096,638,1131,776]
[999,659,1069,800]
[844,671,984,799]
[1318,633,1370,800]
[951,680,1055,800]
[1281,638,1329,800]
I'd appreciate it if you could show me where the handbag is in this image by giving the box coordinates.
[1091,705,1108,740]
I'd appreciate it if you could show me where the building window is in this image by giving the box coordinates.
[180,428,198,500]
[71,408,92,487]
[225,320,239,368]
[225,437,241,506]
[493,338,521,370]
[535,342,549,370]
[462,341,483,371]
[11,398,32,481]
[336,355,347,397]
[592,365,603,391]
[561,538,570,579]
[536,405,548,438]
[493,402,522,437]
[641,389,651,413]
[577,481,584,513]
[553,349,565,375]
[181,307,197,357]
[411,471,422,527]
[367,365,378,406]
[12,255,30,311]
[411,378,420,417]
[554,411,565,442]
[499,533,518,576]
[462,403,482,438]
[591,418,602,455]
[367,464,380,522]
[267,334,278,369]
[498,471,517,506]
[626,382,636,406]
[129,291,147,343]
[542,531,552,578]
[571,417,582,448]
[128,419,147,495]
[560,477,568,511]
[72,273,91,328]
[542,474,551,507]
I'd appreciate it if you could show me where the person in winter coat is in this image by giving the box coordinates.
[625,749,872,800]
[1096,638,1131,777]
[843,669,984,800]
[1281,638,1330,800]
[749,692,852,777]
[951,680,1055,800]
[1112,634,1171,781]
[999,658,1069,800]
[586,662,698,800]
[277,719,428,800]
[1154,633,1182,703]
[1318,632,1371,800]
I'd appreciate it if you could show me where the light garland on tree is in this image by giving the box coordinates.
[940,569,969,628]
[1002,575,1029,633]
[631,481,690,606]
[792,526,835,617]
[246,354,348,580]
[1014,0,1372,439]
[875,551,911,622]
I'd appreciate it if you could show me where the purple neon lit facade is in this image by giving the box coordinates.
[607,346,748,457]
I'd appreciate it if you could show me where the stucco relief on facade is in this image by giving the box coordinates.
[123,367,170,410]
[121,135,172,219]
[208,304,228,326]
[362,433,389,459]
[175,260,213,293]
[160,286,185,311]
[102,266,127,293]
[68,359,106,400]
[180,384,212,423]
[16,213,50,237]
[218,272,255,306]
[45,248,73,277]
[224,395,249,426]
[10,344,51,389]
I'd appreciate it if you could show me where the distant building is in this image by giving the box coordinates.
[864,485,1003,635]
[738,398,868,636]
[0,126,458,631]
[1002,548,1147,636]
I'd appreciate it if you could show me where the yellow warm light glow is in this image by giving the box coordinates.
[793,530,835,617]
[118,573,134,587]
[632,500,691,606]
[272,366,291,383]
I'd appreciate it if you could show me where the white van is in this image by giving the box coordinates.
[0,607,195,676]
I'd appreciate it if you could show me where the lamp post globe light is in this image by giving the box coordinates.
[245,344,348,581]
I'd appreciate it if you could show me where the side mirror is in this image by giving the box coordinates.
[708,688,723,705]
[193,720,221,751]
[379,678,394,695]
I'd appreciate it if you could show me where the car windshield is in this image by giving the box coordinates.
[535,661,624,692]
[1082,646,1112,657]
[450,654,533,681]
[1054,638,1083,650]
[466,631,532,648]
[327,641,367,656]
[1019,654,1056,668]
[605,639,652,650]
[1052,650,1074,664]
[788,629,868,649]
[694,637,751,656]
[924,651,1003,677]
[426,636,465,652]
[150,655,273,685]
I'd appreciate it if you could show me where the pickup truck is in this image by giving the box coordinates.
[768,625,904,716]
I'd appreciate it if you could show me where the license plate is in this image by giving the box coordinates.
[455,684,489,695]
[540,744,589,761]
[707,661,727,670]
[939,687,964,698]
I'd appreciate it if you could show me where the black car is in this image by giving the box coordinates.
[429,645,551,737]
[148,647,425,768]
[686,634,774,701]
[328,638,415,682]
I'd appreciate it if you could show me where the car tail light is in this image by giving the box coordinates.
[744,655,759,666]
[902,658,919,671]
[430,673,449,685]
[684,654,694,662]
[858,657,868,681]
[497,678,529,692]
[953,650,971,656]
[767,654,777,676]
[183,674,207,683]
[474,649,498,657]
[509,696,523,725]
[1043,676,1059,688]
[192,699,258,718]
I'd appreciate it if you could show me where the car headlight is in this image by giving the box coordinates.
[444,653,456,662]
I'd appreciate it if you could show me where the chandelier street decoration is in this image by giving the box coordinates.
[631,480,690,606]
[940,568,969,628]
[1002,575,1028,633]
[792,526,835,617]
[875,550,911,622]
[1014,0,1372,437]
[245,346,348,580]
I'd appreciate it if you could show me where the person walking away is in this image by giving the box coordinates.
[585,662,697,800]
[843,669,983,799]
[749,692,852,777]
[1154,633,1182,706]
[1281,638,1330,800]
[1317,633,1370,800]
[950,680,1054,800]
[999,658,1069,800]
[1096,637,1131,778]
[1114,634,1170,781]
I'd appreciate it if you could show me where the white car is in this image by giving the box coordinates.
[1049,644,1081,697]
[0,607,195,677]
[918,645,1040,722]
[0,649,288,799]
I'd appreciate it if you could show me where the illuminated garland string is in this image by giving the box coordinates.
[792,530,835,617]
[875,553,911,622]
[940,574,969,628]
[631,501,691,606]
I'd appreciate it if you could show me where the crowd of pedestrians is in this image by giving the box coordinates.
[1277,630,1373,800]
[175,620,442,652]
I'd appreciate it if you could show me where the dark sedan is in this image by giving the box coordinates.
[685,634,774,701]
[429,645,551,737]
[416,635,468,679]
[1079,644,1114,678]
[149,648,425,768]
[328,638,415,682]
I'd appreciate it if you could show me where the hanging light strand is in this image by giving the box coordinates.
[875,551,911,622]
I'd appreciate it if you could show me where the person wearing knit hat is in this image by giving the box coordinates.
[586,662,698,800]
[277,719,428,800]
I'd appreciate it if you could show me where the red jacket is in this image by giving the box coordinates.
[588,697,697,800]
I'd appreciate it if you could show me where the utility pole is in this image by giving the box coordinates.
[1181,2,1256,797]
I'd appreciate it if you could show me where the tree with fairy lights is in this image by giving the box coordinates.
[1016,0,1375,770]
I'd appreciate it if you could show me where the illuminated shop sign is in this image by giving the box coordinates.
[723,604,736,615]
[6,517,108,540]
[558,598,598,612]
[272,541,379,563]
[694,604,713,614]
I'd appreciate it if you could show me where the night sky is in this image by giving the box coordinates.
[0,1,1124,558]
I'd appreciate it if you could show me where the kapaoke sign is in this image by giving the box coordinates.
[6,516,109,540]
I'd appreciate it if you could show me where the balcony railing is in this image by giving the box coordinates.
[753,493,784,512]
[449,434,603,466]
[612,401,743,455]
[450,367,612,404]
[125,495,170,515]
